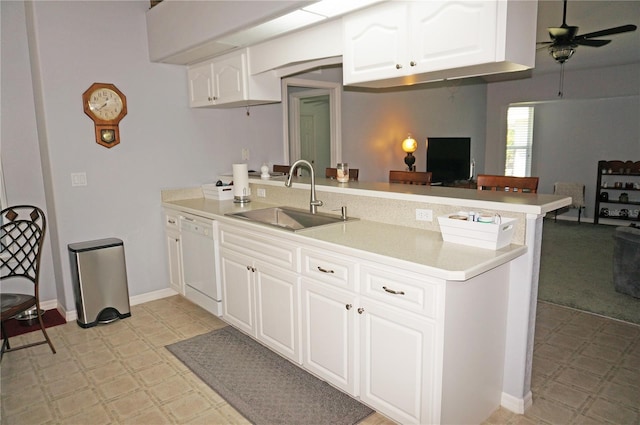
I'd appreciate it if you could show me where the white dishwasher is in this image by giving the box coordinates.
[179,214,222,316]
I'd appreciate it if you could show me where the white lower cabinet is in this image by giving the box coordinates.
[301,278,357,394]
[220,248,255,334]
[163,210,183,294]
[254,260,299,362]
[217,221,508,425]
[219,224,300,363]
[299,247,441,424]
[301,277,436,424]
[358,298,436,425]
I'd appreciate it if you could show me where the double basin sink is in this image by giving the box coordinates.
[226,206,357,232]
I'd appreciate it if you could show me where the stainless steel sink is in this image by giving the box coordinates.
[226,207,356,232]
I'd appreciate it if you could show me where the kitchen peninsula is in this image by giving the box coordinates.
[162,177,570,425]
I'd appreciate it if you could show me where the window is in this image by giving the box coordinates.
[504,106,534,177]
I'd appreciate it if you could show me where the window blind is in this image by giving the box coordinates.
[505,106,534,177]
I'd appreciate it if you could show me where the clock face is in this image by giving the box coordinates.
[87,88,123,121]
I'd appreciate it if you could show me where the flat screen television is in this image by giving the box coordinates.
[426,137,471,184]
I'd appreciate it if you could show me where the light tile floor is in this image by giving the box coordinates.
[1,297,638,424]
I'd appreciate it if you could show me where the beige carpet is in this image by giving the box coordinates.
[539,220,639,325]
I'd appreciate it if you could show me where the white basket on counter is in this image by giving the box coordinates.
[438,215,516,250]
[202,183,234,201]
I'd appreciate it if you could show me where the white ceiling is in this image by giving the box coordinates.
[533,0,640,75]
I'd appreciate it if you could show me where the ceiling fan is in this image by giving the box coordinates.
[537,0,637,64]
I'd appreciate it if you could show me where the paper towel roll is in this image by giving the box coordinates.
[232,163,250,198]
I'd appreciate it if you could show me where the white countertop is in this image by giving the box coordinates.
[163,197,527,281]
[253,176,571,215]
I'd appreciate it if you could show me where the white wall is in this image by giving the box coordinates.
[292,67,488,182]
[2,1,285,311]
[485,64,640,219]
[5,0,638,311]
[1,1,57,300]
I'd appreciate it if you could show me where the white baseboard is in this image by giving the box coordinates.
[501,391,532,414]
[40,299,58,310]
[42,288,179,323]
[130,288,178,306]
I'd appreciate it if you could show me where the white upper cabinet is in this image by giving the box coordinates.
[343,2,411,84]
[187,49,281,108]
[187,61,215,108]
[146,0,310,64]
[343,0,538,88]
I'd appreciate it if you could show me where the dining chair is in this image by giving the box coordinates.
[389,171,432,185]
[272,165,291,175]
[476,174,539,193]
[326,167,359,181]
[553,182,585,223]
[1,205,56,360]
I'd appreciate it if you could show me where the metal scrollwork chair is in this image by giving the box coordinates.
[1,205,56,360]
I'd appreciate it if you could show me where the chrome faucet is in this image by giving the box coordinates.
[285,159,323,214]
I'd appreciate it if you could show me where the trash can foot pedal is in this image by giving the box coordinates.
[76,307,131,328]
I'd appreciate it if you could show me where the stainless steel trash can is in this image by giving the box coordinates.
[68,238,131,328]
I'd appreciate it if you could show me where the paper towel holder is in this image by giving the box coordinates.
[232,163,251,204]
[234,190,251,204]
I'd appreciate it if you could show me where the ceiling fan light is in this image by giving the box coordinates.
[549,45,576,63]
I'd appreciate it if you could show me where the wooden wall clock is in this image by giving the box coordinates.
[82,82,127,148]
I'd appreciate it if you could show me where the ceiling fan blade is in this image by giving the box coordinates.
[576,24,637,40]
[575,39,611,47]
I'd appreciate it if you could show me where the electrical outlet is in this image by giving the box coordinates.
[257,188,266,198]
[71,172,87,187]
[241,148,250,160]
[416,208,433,222]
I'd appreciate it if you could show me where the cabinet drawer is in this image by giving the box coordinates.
[164,210,179,229]
[220,224,298,271]
[360,264,442,318]
[301,248,357,291]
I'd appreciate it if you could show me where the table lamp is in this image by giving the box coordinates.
[402,134,417,171]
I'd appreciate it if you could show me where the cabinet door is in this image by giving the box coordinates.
[220,248,255,336]
[214,52,246,105]
[255,261,300,363]
[187,61,215,107]
[410,1,498,72]
[359,300,437,425]
[342,2,410,85]
[165,228,183,294]
[301,278,357,394]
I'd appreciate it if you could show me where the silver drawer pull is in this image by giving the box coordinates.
[357,307,365,314]
[317,266,334,274]
[345,304,352,310]
[382,286,405,295]
[168,219,176,224]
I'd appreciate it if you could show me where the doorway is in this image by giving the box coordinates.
[282,77,342,178]
[289,90,331,177]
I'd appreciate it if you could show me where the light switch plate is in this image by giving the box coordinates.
[71,172,87,187]
[416,208,433,222]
